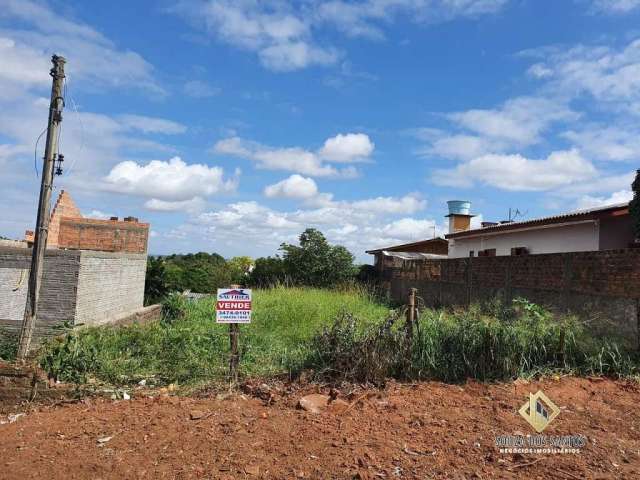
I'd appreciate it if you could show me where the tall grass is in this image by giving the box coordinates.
[39,286,390,385]
[296,299,639,384]
[38,290,638,386]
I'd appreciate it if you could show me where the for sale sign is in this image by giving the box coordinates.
[216,288,252,324]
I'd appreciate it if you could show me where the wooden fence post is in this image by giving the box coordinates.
[406,288,417,342]
[228,284,241,384]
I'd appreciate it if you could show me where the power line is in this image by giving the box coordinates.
[33,127,47,178]
[63,75,84,177]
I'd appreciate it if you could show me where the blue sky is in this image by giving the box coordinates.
[1,0,638,262]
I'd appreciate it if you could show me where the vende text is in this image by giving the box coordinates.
[217,301,251,310]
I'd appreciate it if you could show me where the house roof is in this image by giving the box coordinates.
[366,237,448,254]
[446,202,630,240]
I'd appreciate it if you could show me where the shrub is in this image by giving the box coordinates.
[161,293,188,324]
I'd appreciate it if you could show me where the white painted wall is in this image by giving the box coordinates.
[448,221,600,258]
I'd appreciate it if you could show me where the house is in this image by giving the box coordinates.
[445,201,634,258]
[366,237,449,272]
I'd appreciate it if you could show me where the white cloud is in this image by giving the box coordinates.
[561,124,640,161]
[118,115,187,135]
[318,133,374,162]
[316,0,508,39]
[144,197,206,213]
[432,149,598,191]
[102,156,238,202]
[526,38,640,115]
[349,194,425,214]
[171,191,436,260]
[264,174,319,199]
[414,97,576,161]
[414,129,507,160]
[183,80,222,98]
[172,0,338,71]
[380,217,441,240]
[0,0,163,95]
[447,97,577,146]
[213,134,371,178]
[559,171,636,196]
[259,41,338,71]
[84,209,113,220]
[574,190,633,210]
[171,0,507,71]
[589,0,640,14]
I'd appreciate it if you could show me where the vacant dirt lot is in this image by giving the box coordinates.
[1,377,639,479]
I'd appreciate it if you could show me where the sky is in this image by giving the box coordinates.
[0,0,639,263]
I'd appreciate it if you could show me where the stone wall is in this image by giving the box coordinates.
[0,246,148,343]
[382,248,640,348]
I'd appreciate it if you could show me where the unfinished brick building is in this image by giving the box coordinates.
[25,190,149,253]
[1,191,157,344]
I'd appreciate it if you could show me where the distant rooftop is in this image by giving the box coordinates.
[446,202,630,240]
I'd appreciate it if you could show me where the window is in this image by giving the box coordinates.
[478,248,496,257]
[511,246,530,256]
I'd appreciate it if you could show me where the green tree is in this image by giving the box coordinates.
[227,256,255,285]
[630,169,640,241]
[248,256,287,287]
[144,256,169,305]
[279,228,356,287]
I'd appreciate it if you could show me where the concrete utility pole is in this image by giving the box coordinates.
[17,55,66,360]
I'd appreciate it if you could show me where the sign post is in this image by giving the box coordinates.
[216,287,252,383]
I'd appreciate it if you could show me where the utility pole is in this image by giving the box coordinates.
[17,55,66,360]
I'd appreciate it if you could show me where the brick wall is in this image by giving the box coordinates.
[47,190,82,248]
[58,217,149,253]
[383,249,640,349]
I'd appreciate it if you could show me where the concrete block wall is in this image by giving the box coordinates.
[0,248,80,341]
[0,246,148,343]
[383,248,640,349]
[75,251,147,326]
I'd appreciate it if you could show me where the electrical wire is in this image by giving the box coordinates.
[63,75,84,177]
[33,127,47,178]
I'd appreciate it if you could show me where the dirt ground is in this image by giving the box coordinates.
[1,376,639,479]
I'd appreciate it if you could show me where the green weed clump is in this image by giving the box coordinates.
[298,298,639,383]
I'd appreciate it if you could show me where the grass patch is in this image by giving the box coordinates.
[39,286,389,385]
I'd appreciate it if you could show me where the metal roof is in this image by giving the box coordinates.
[380,251,448,260]
[446,202,630,240]
[366,237,448,254]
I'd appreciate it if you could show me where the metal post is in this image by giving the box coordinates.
[17,55,66,360]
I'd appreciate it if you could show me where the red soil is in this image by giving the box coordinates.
[1,377,639,479]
